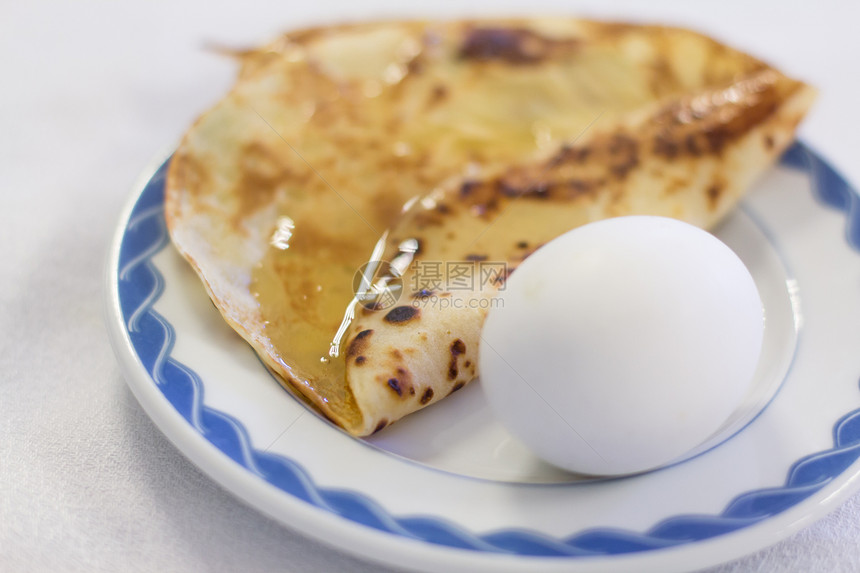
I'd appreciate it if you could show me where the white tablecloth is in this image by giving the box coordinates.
[3,1,859,571]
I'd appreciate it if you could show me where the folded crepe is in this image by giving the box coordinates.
[165,18,815,436]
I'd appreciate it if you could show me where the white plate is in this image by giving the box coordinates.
[105,143,860,572]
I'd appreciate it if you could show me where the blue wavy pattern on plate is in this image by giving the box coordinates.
[117,143,860,556]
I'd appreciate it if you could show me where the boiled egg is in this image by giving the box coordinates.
[479,216,763,476]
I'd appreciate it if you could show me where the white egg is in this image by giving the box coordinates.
[479,216,763,476]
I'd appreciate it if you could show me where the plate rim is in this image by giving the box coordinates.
[104,143,860,572]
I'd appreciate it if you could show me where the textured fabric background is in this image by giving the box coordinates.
[2,1,859,571]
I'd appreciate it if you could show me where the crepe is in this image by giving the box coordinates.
[165,18,814,436]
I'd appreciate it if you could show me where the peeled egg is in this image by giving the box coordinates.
[479,216,763,476]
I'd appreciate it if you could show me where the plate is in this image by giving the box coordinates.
[105,143,860,572]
